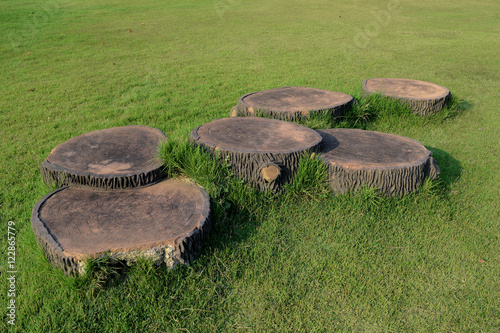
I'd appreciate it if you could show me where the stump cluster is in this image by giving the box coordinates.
[32,126,211,275]
[32,80,448,275]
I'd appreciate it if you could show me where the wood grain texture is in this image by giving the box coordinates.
[31,179,211,276]
[232,86,354,120]
[41,125,166,190]
[362,78,450,116]
[317,128,440,196]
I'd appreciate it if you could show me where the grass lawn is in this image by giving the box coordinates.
[1,0,499,331]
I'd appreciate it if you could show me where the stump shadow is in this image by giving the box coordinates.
[318,131,340,152]
[201,195,264,257]
[426,146,462,191]
[446,99,473,120]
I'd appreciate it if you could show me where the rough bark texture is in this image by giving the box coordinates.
[362,78,451,116]
[41,162,164,191]
[231,86,354,121]
[317,129,440,196]
[40,125,166,190]
[31,180,211,276]
[190,118,322,193]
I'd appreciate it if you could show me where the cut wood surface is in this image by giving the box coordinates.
[317,128,440,196]
[190,117,322,192]
[31,179,211,276]
[41,125,166,190]
[362,78,450,115]
[232,86,354,120]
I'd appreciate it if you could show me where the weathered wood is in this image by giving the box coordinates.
[41,125,166,190]
[261,163,281,182]
[362,78,450,115]
[317,128,440,196]
[232,86,354,120]
[190,117,322,192]
[31,179,211,276]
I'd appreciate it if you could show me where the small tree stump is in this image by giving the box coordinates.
[231,86,354,120]
[317,128,440,196]
[190,117,322,192]
[362,78,451,115]
[31,179,211,276]
[41,125,166,190]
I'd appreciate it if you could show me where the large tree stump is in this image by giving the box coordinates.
[231,86,354,120]
[41,125,166,190]
[362,78,451,116]
[190,117,322,192]
[31,179,211,276]
[317,128,440,196]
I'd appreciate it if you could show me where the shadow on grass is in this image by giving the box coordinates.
[427,146,463,192]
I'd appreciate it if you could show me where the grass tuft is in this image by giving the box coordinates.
[350,186,383,212]
[283,153,330,200]
[74,254,128,295]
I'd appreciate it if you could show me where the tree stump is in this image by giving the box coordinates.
[31,179,211,276]
[231,86,354,120]
[317,128,440,196]
[190,117,322,192]
[41,125,166,190]
[362,78,451,116]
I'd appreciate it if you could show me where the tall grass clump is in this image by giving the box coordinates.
[159,138,272,215]
[348,93,469,131]
[73,254,128,295]
[283,153,330,201]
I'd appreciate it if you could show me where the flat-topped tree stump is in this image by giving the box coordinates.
[317,128,440,196]
[362,78,451,116]
[31,179,211,276]
[41,125,166,190]
[231,86,354,120]
[190,117,322,192]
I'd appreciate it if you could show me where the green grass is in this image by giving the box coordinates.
[1,0,499,331]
